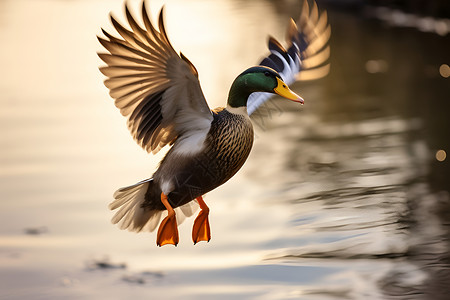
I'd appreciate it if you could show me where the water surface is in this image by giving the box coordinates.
[0,0,449,299]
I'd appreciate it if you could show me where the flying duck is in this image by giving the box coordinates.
[98,0,330,246]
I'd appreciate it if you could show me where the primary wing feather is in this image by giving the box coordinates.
[247,0,330,115]
[98,2,213,154]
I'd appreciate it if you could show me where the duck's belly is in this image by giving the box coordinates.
[155,108,254,208]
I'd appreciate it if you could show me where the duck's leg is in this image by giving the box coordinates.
[156,193,179,247]
[192,196,211,244]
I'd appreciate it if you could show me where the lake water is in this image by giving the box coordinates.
[1,0,449,299]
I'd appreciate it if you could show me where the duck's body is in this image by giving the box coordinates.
[145,107,253,211]
[99,0,329,246]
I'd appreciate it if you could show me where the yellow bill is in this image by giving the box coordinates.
[274,77,304,104]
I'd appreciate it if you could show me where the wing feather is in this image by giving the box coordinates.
[98,1,213,154]
[248,0,330,115]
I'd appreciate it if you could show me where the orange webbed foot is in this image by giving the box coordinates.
[157,193,179,247]
[157,214,179,247]
[192,196,211,245]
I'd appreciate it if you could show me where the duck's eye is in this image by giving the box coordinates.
[264,71,270,77]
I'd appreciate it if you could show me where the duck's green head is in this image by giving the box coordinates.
[227,66,304,108]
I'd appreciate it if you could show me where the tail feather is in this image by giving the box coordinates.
[110,179,151,210]
[109,178,199,233]
[110,178,162,232]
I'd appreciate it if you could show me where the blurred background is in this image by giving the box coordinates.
[0,0,448,299]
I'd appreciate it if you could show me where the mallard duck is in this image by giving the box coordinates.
[98,0,330,246]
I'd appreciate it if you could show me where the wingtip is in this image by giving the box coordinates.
[157,5,176,50]
[286,18,298,44]
[124,1,133,20]
[268,36,286,53]
[141,0,155,33]
[300,0,309,19]
[158,5,166,31]
[109,11,116,23]
[97,35,109,49]
[100,28,110,40]
[96,33,103,42]
[160,4,166,14]
[109,12,122,31]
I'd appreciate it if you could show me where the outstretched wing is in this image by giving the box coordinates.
[98,2,213,154]
[247,0,330,115]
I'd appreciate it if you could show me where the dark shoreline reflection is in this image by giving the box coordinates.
[251,6,450,300]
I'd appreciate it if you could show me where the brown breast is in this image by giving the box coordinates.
[153,107,254,208]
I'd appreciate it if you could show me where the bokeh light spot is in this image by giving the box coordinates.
[365,59,389,74]
[439,64,450,78]
[436,150,447,162]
